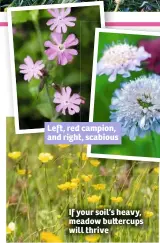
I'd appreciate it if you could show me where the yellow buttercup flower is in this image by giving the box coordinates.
[92,184,106,190]
[144,210,154,218]
[153,167,159,174]
[17,169,31,176]
[111,197,123,203]
[40,231,62,242]
[85,234,100,242]
[81,174,93,182]
[8,151,21,160]
[90,160,100,167]
[38,153,53,163]
[87,195,101,203]
[57,182,78,191]
[77,152,88,161]
[58,144,70,148]
[6,222,15,234]
[71,178,80,184]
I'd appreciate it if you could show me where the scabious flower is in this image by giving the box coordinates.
[47,8,76,33]
[53,86,84,115]
[81,174,93,182]
[110,74,160,140]
[111,196,123,203]
[85,234,100,242]
[44,32,78,66]
[144,210,154,218]
[8,151,21,160]
[87,195,101,203]
[40,231,62,242]
[139,38,160,74]
[97,42,151,82]
[19,56,45,81]
[90,159,100,167]
[38,153,53,163]
[92,184,106,190]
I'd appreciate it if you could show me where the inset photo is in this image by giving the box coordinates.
[7,2,105,134]
[88,28,160,162]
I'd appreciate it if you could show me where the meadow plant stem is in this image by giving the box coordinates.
[151,131,157,157]
[114,3,120,12]
[33,20,44,55]
[44,165,53,215]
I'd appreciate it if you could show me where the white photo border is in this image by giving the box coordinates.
[87,28,160,163]
[7,1,105,135]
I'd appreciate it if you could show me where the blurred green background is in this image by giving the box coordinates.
[91,32,160,158]
[12,6,101,130]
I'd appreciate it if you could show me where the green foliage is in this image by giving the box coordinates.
[91,32,160,158]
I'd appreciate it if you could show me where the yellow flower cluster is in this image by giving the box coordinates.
[154,167,159,174]
[8,151,21,160]
[17,169,31,176]
[38,153,53,163]
[144,210,154,218]
[92,184,106,190]
[81,174,93,182]
[77,152,88,161]
[58,181,78,191]
[40,232,62,242]
[90,160,100,167]
[87,195,101,203]
[111,197,123,203]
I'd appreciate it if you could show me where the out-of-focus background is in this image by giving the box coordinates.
[1,0,160,12]
[91,32,160,158]
[12,6,101,129]
[7,118,159,242]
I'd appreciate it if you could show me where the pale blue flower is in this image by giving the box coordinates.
[110,75,160,140]
[97,42,151,82]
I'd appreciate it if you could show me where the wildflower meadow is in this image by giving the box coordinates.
[10,5,101,130]
[92,30,160,159]
[7,118,159,242]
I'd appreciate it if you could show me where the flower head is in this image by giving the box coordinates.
[57,181,78,190]
[17,169,31,176]
[77,152,88,161]
[19,56,44,81]
[90,159,100,167]
[97,42,151,82]
[8,151,21,160]
[71,178,80,184]
[144,210,154,218]
[44,32,78,65]
[92,184,106,190]
[85,234,100,242]
[81,174,93,182]
[38,153,53,163]
[87,195,101,203]
[40,231,62,242]
[53,86,84,115]
[110,74,160,140]
[6,222,15,234]
[139,38,160,74]
[47,8,76,33]
[111,196,123,203]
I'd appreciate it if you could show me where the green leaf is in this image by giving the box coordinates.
[36,103,53,119]
[29,10,39,22]
[12,11,32,24]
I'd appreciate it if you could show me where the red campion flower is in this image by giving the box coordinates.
[139,38,160,74]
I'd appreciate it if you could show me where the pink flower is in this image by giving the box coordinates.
[44,32,78,66]
[53,86,84,115]
[19,56,45,81]
[46,8,76,33]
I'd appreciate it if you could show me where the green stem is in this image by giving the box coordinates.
[114,3,120,12]
[33,20,44,55]
[151,132,157,157]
